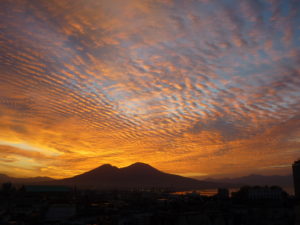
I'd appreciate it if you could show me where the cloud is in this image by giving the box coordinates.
[0,0,299,178]
[0,144,54,161]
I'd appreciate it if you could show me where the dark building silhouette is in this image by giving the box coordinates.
[216,188,229,199]
[293,160,300,199]
[231,186,287,201]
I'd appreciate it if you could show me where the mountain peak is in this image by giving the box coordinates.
[120,162,161,175]
[123,162,157,170]
[98,163,116,169]
[93,164,119,172]
[53,162,216,190]
[130,162,152,167]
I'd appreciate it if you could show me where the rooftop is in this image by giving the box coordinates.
[25,185,72,193]
[294,160,300,165]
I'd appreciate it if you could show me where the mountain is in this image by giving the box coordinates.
[3,164,291,191]
[0,174,54,184]
[54,162,217,191]
[205,174,293,188]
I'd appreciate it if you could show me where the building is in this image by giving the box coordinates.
[24,185,72,193]
[216,188,229,199]
[45,204,76,223]
[247,186,284,200]
[232,186,286,201]
[293,160,300,199]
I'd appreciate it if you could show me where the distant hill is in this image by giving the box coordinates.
[51,162,218,191]
[1,165,293,192]
[0,173,54,184]
[205,174,293,188]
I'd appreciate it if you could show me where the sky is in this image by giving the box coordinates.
[0,0,300,179]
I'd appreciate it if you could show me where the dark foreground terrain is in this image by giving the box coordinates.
[0,183,298,225]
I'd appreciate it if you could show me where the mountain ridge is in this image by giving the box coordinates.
[57,162,216,191]
[204,173,293,187]
[0,173,54,184]
[0,164,293,191]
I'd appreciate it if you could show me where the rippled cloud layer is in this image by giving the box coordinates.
[0,0,300,178]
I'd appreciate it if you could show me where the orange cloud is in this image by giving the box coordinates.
[0,0,299,178]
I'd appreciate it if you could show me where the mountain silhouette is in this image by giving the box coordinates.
[1,164,292,192]
[55,162,217,190]
[205,174,293,188]
[0,173,54,184]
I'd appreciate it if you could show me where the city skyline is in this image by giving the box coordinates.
[1,0,300,179]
